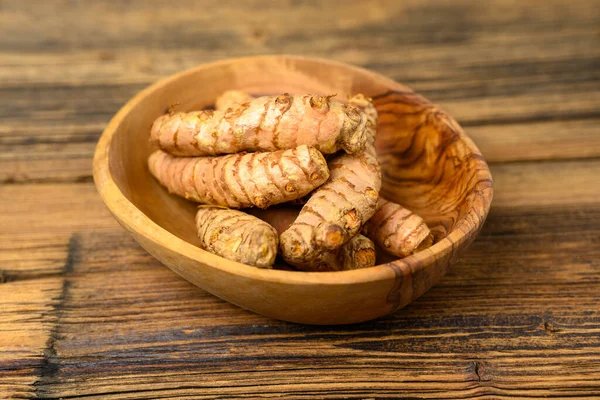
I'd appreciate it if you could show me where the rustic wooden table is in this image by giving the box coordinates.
[2,1,599,398]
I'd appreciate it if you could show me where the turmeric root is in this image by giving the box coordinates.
[196,207,278,268]
[319,234,375,272]
[148,145,329,209]
[215,90,255,111]
[151,94,368,156]
[362,198,433,258]
[217,90,309,208]
[280,94,381,266]
[249,207,376,271]
[283,233,375,272]
[348,94,378,147]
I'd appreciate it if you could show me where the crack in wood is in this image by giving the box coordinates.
[32,233,80,396]
[1,175,93,185]
[544,321,562,333]
[459,110,600,128]
[0,270,63,283]
[473,361,482,382]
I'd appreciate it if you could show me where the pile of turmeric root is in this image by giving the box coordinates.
[148,90,433,271]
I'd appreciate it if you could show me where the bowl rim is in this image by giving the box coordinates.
[93,54,493,286]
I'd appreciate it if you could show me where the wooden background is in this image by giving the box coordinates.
[1,0,599,398]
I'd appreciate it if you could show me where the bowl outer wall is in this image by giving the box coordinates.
[93,55,493,324]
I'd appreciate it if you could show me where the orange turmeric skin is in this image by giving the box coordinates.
[196,207,278,268]
[149,145,329,209]
[280,94,381,266]
[362,198,433,258]
[249,207,376,271]
[151,94,368,156]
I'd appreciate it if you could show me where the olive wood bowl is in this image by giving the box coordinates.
[93,55,493,325]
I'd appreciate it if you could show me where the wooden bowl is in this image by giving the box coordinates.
[93,56,493,325]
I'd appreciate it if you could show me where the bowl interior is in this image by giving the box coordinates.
[107,57,489,267]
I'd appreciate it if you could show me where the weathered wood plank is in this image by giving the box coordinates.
[0,275,64,399]
[467,118,600,163]
[0,185,99,398]
[491,159,600,208]
[2,0,597,94]
[1,160,599,397]
[2,93,599,183]
[1,0,599,398]
[1,0,596,51]
[0,0,599,183]
[1,157,598,276]
[0,184,116,276]
[31,203,600,398]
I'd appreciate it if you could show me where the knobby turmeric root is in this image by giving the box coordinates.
[151,94,368,156]
[151,89,433,271]
[319,234,375,272]
[196,207,278,268]
[280,94,381,266]
[362,198,433,258]
[215,90,255,111]
[249,207,376,271]
[148,145,329,209]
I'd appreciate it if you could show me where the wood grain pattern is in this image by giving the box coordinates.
[1,0,599,398]
[3,202,599,398]
[1,0,599,184]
